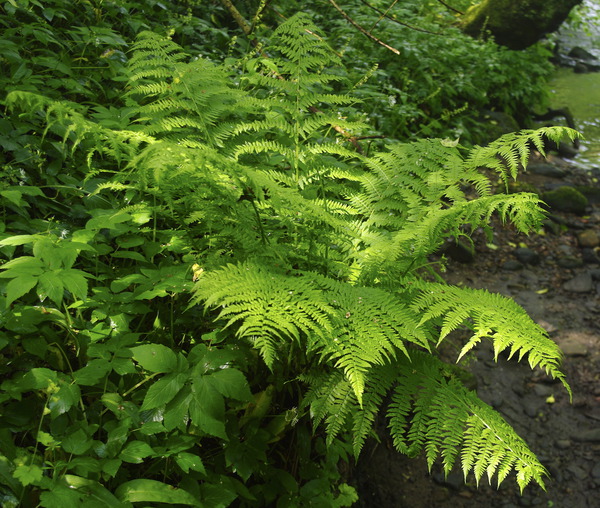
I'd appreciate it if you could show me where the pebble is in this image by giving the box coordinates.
[533,384,553,397]
[582,248,600,264]
[502,260,523,271]
[557,256,584,268]
[488,394,504,409]
[572,428,600,442]
[527,163,567,178]
[577,230,600,248]
[432,471,464,490]
[563,272,593,292]
[514,247,541,266]
[555,439,571,449]
[560,341,589,357]
[567,464,588,480]
[524,402,540,418]
[591,461,600,479]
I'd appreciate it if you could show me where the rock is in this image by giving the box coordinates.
[574,61,590,73]
[443,239,475,263]
[523,401,540,418]
[560,341,588,357]
[526,162,566,178]
[514,247,540,266]
[563,272,593,293]
[572,428,600,442]
[557,142,579,159]
[582,248,600,264]
[542,219,562,235]
[433,471,464,490]
[542,187,589,215]
[577,230,600,248]
[488,394,504,409]
[555,439,571,450]
[557,256,583,269]
[533,384,552,397]
[577,185,600,205]
[502,260,523,271]
[568,46,597,61]
[567,464,588,480]
[591,461,600,479]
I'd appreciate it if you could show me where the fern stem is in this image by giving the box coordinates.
[250,198,269,245]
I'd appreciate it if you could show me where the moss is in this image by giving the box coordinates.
[542,186,588,215]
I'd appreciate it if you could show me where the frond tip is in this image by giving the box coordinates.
[387,352,549,491]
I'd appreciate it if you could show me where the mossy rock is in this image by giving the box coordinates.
[575,186,600,205]
[542,186,588,215]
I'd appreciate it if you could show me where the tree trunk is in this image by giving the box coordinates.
[461,0,584,50]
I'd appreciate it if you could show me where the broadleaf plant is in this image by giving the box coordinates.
[0,8,577,506]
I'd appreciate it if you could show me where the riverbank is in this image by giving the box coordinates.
[356,152,600,507]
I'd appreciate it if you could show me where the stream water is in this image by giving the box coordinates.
[548,0,600,169]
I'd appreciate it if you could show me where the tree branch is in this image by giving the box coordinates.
[328,0,401,54]
[218,0,252,35]
[436,0,464,15]
[357,0,443,36]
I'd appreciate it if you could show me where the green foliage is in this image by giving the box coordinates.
[0,4,578,506]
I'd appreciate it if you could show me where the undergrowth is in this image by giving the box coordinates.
[0,5,578,507]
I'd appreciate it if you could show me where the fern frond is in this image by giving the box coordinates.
[193,263,430,403]
[465,127,581,184]
[387,351,549,491]
[413,283,570,396]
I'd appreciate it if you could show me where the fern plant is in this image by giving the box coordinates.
[1,12,577,505]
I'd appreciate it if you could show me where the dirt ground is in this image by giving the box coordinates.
[355,153,600,507]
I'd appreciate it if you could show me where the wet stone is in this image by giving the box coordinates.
[533,384,553,397]
[572,428,600,442]
[577,230,600,248]
[560,341,589,357]
[488,394,504,409]
[527,162,567,178]
[557,256,584,268]
[582,248,600,264]
[432,471,463,491]
[555,439,571,450]
[502,260,523,271]
[567,464,588,480]
[591,461,600,479]
[514,247,541,266]
[563,272,593,292]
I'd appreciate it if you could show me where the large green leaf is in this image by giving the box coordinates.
[141,372,188,410]
[131,344,178,373]
[115,479,202,506]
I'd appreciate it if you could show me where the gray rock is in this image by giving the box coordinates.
[555,439,571,450]
[582,248,600,264]
[572,428,600,442]
[543,186,588,215]
[577,230,600,248]
[560,341,589,357]
[591,461,600,479]
[527,163,566,178]
[514,247,541,266]
[567,464,588,480]
[557,256,583,269]
[533,384,553,397]
[524,402,540,418]
[502,260,523,271]
[569,46,597,61]
[563,272,593,292]
[432,471,464,490]
[444,239,475,263]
